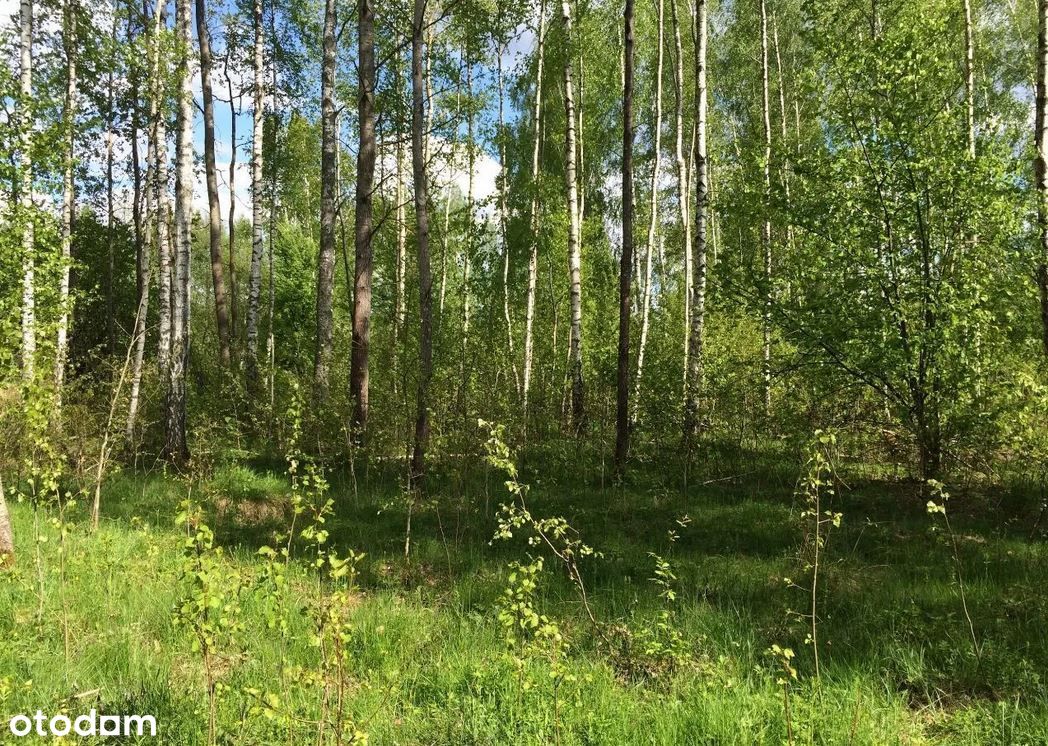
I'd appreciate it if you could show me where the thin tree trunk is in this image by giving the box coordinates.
[410,0,434,486]
[1038,0,1048,357]
[128,0,160,443]
[562,0,585,434]
[0,476,13,568]
[633,0,664,426]
[196,0,231,366]
[522,0,547,422]
[351,0,376,438]
[497,49,520,396]
[684,0,708,438]
[246,0,265,384]
[460,57,475,419]
[267,1,278,410]
[616,0,635,472]
[167,0,194,464]
[226,53,238,348]
[772,16,794,276]
[156,2,172,378]
[315,0,337,399]
[55,0,78,410]
[106,16,116,358]
[670,0,691,393]
[759,0,772,418]
[19,0,34,382]
[963,0,975,159]
[395,113,407,360]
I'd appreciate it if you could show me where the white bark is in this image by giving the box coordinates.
[19,0,35,382]
[562,0,584,432]
[633,0,665,422]
[246,0,265,382]
[522,0,547,419]
[55,0,78,408]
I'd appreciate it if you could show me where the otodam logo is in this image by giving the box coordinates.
[7,709,157,738]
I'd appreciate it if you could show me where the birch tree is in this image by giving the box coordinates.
[351,0,376,436]
[246,0,266,384]
[616,0,636,470]
[411,0,434,485]
[633,0,665,423]
[18,0,35,382]
[1037,0,1048,356]
[167,0,195,463]
[522,0,547,420]
[684,0,708,438]
[55,0,78,410]
[314,0,337,399]
[562,0,584,434]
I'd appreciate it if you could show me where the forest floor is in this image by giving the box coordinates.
[1,450,1047,744]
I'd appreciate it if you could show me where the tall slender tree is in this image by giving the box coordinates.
[670,0,691,392]
[633,0,665,422]
[562,0,584,434]
[167,0,195,463]
[351,0,376,437]
[55,0,78,411]
[1036,0,1048,357]
[196,0,232,366]
[18,0,34,382]
[246,0,266,383]
[411,0,434,485]
[522,0,547,421]
[684,0,709,438]
[759,0,772,417]
[315,0,337,399]
[616,0,636,471]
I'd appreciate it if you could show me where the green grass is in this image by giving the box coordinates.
[1,456,1047,744]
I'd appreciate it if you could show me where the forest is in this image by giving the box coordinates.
[2,0,1048,740]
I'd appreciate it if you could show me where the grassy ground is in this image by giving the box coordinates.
[1,451,1047,744]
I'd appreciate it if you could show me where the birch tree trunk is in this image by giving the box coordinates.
[410,0,434,486]
[225,55,238,347]
[616,0,636,471]
[127,0,159,442]
[19,0,35,382]
[315,0,337,399]
[55,0,78,409]
[684,0,708,438]
[196,0,232,366]
[156,3,173,378]
[0,476,13,568]
[670,0,691,392]
[964,0,975,159]
[167,0,195,463]
[497,49,520,396]
[633,0,664,424]
[246,0,265,383]
[522,0,547,420]
[562,0,585,435]
[351,0,376,438]
[759,0,772,417]
[1038,0,1048,357]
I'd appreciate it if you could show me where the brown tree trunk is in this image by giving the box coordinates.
[315,0,337,400]
[616,0,635,472]
[410,0,434,486]
[351,0,376,438]
[196,0,231,366]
